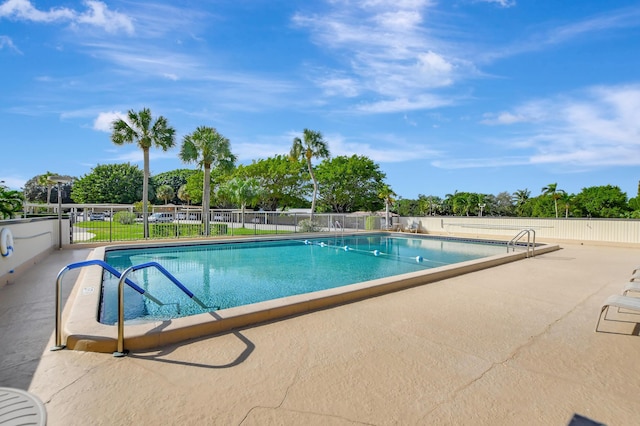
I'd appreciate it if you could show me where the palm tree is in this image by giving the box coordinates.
[37,171,55,204]
[559,192,572,218]
[475,193,486,217]
[512,189,530,205]
[178,184,191,205]
[180,126,236,236]
[377,184,396,229]
[289,129,330,217]
[219,177,264,227]
[541,183,565,218]
[512,188,531,217]
[156,185,175,205]
[111,108,176,238]
[0,185,23,219]
[451,192,473,216]
[443,191,458,216]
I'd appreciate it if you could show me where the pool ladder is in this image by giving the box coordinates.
[332,220,343,234]
[507,229,536,258]
[51,259,212,357]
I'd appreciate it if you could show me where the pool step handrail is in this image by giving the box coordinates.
[113,261,213,357]
[507,229,536,258]
[128,261,210,308]
[51,259,165,351]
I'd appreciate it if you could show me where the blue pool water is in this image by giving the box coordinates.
[100,234,506,324]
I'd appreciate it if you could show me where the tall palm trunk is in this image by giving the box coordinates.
[385,198,390,229]
[307,157,318,218]
[203,164,211,236]
[143,148,150,238]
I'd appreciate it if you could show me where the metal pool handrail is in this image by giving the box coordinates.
[114,261,211,357]
[507,229,536,258]
[50,259,164,351]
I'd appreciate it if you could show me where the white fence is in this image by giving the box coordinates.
[68,208,378,243]
[397,216,640,245]
[3,213,639,286]
[0,217,68,286]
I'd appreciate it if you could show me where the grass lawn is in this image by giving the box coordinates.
[74,220,290,242]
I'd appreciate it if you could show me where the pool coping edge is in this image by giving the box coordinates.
[62,235,561,353]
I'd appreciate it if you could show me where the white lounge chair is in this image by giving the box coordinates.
[406,221,419,233]
[595,294,640,332]
[623,282,640,296]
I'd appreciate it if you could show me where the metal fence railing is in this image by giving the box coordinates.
[69,207,384,244]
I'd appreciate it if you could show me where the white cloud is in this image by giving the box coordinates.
[317,76,360,97]
[481,112,525,125]
[543,7,640,46]
[327,132,441,163]
[107,148,176,165]
[447,83,640,169]
[0,35,21,53]
[93,111,124,132]
[373,9,423,29]
[0,0,74,22]
[0,175,27,190]
[481,99,554,125]
[356,94,454,113]
[233,129,441,164]
[418,51,453,74]
[432,156,529,169]
[0,0,134,34]
[474,0,516,8]
[360,0,435,8]
[163,73,179,81]
[293,0,470,113]
[483,6,640,62]
[74,1,134,34]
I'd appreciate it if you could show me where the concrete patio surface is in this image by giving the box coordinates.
[2,242,640,425]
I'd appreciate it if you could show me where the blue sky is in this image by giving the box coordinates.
[1,0,639,200]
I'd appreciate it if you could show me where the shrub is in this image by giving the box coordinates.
[298,218,320,232]
[114,211,136,225]
[365,216,379,230]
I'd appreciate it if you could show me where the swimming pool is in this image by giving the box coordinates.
[100,234,508,324]
[62,233,558,353]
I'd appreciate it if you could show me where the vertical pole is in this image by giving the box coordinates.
[114,269,130,357]
[57,182,62,249]
[50,270,67,351]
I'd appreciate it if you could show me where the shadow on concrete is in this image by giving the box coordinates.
[0,249,92,390]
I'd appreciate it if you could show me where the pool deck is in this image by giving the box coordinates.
[2,241,640,425]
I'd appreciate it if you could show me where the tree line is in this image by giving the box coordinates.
[6,107,640,221]
[18,108,390,227]
[394,183,640,219]
[19,165,640,220]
